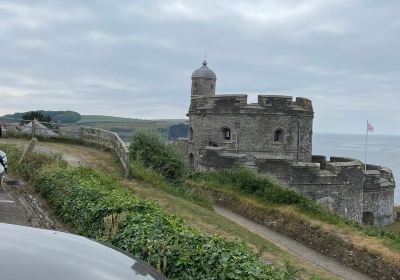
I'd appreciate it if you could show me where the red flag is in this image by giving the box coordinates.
[367,121,374,133]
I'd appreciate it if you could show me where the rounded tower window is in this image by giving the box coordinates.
[223,127,231,140]
[274,128,284,143]
[189,127,193,141]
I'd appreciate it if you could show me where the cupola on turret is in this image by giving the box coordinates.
[191,60,216,96]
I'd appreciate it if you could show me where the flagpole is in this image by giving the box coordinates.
[364,119,368,171]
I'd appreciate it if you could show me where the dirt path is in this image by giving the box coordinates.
[0,179,27,226]
[0,177,63,230]
[214,205,372,280]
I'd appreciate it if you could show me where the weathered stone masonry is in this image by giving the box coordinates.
[179,60,395,226]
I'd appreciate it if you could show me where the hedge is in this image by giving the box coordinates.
[13,152,290,280]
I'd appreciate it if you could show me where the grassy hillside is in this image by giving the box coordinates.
[79,116,187,140]
[1,110,81,123]
[79,115,186,124]
[2,111,187,140]
[79,115,140,123]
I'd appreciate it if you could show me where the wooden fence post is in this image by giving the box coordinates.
[19,138,38,164]
[96,129,100,149]
[80,127,84,142]
[32,119,36,138]
[125,151,130,178]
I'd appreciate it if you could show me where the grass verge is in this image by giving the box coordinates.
[2,143,301,280]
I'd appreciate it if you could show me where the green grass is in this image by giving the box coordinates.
[13,149,300,280]
[189,167,400,251]
[130,160,212,209]
[0,139,337,279]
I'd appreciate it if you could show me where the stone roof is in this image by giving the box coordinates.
[191,61,217,79]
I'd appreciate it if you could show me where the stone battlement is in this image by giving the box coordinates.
[189,94,313,115]
[196,148,395,224]
[186,60,395,226]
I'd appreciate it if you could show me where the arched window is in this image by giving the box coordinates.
[188,153,194,169]
[211,84,214,89]
[188,127,193,141]
[223,127,231,140]
[274,128,284,143]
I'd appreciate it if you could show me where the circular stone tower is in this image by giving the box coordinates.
[191,60,217,96]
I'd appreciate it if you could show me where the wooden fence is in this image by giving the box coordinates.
[1,120,130,177]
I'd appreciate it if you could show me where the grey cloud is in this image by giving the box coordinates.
[0,0,399,134]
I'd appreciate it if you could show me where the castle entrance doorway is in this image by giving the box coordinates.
[362,211,374,225]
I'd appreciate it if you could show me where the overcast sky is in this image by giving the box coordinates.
[0,0,399,134]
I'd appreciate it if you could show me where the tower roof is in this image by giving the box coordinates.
[191,61,216,80]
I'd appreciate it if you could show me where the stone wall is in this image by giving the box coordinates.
[188,94,314,169]
[196,148,395,225]
[254,155,365,222]
[363,164,395,226]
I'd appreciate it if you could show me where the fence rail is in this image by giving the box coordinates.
[0,119,130,177]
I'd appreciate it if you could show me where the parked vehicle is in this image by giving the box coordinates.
[0,223,167,280]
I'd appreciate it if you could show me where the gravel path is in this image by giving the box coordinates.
[34,146,86,166]
[214,205,372,280]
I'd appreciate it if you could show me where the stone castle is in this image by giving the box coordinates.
[178,60,395,226]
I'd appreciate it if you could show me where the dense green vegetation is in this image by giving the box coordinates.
[129,131,185,183]
[0,143,300,280]
[2,110,81,124]
[128,132,210,208]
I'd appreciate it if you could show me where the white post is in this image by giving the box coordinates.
[364,119,368,171]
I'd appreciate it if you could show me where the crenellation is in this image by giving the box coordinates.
[295,97,313,110]
[184,60,395,226]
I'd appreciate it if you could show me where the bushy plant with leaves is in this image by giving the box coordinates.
[129,131,185,183]
[13,150,295,280]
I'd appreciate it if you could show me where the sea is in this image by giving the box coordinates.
[313,133,400,206]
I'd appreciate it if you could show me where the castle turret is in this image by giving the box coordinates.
[191,60,216,96]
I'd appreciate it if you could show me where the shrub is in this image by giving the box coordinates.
[129,131,185,183]
[14,151,290,280]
